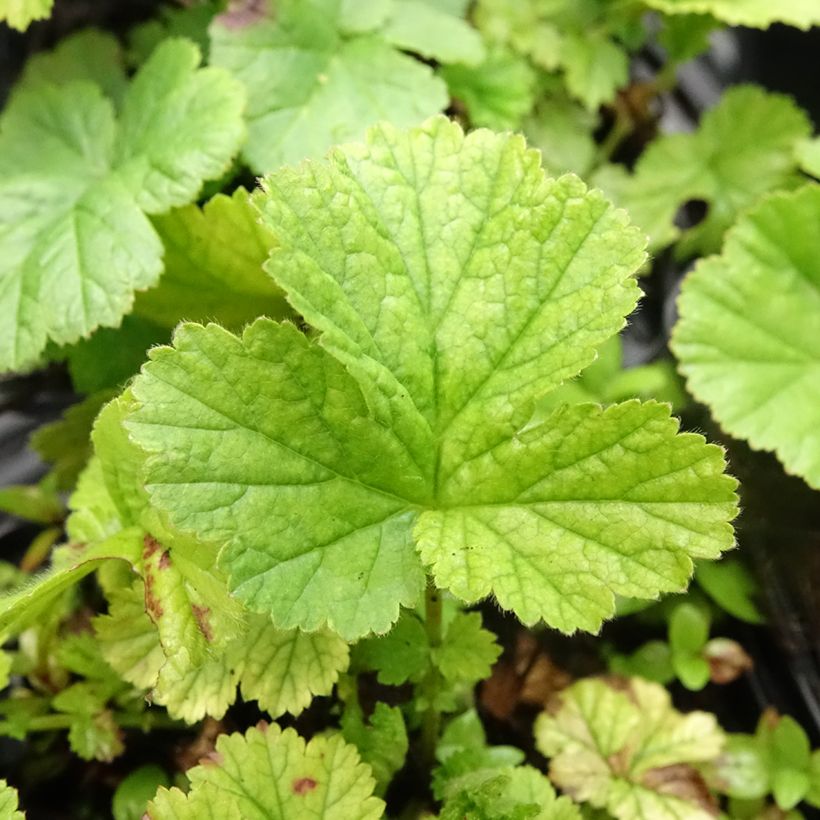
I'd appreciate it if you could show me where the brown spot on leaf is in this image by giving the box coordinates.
[158,550,172,570]
[292,777,317,796]
[256,720,270,733]
[640,764,718,816]
[191,604,214,643]
[201,751,224,768]
[215,0,269,29]
[143,534,162,558]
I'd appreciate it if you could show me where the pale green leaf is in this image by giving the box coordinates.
[382,0,485,66]
[523,96,597,178]
[134,188,289,330]
[129,118,736,638]
[236,617,350,717]
[672,185,820,489]
[643,0,820,29]
[0,779,25,819]
[594,86,811,254]
[440,47,537,131]
[16,29,127,103]
[152,652,238,723]
[146,724,384,819]
[798,137,820,178]
[0,39,245,371]
[0,0,51,29]
[209,2,447,173]
[535,677,724,820]
[559,33,629,112]
[95,582,166,690]
[114,39,245,213]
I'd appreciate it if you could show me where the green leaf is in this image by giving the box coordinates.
[133,188,289,330]
[669,603,710,654]
[440,47,537,132]
[0,39,245,371]
[695,559,763,624]
[129,118,736,639]
[128,2,220,66]
[608,640,675,684]
[523,95,597,178]
[707,734,769,800]
[357,613,430,685]
[433,611,501,686]
[146,724,384,819]
[594,86,811,254]
[0,532,141,637]
[66,315,169,394]
[208,1,447,173]
[672,185,820,489]
[236,617,350,717]
[643,0,820,29]
[382,0,485,65]
[798,137,820,178]
[535,677,724,820]
[16,29,128,104]
[559,33,629,112]
[113,765,170,820]
[0,779,25,819]
[0,0,51,29]
[341,697,408,795]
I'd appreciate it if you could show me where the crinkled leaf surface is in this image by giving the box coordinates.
[643,0,820,29]
[128,118,736,639]
[209,0,446,173]
[535,677,724,820]
[147,724,384,819]
[134,188,289,330]
[672,185,820,489]
[594,86,811,254]
[0,39,245,371]
[0,0,51,29]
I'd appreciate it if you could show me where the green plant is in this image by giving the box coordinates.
[1,0,819,817]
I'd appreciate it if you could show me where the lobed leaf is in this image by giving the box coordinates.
[128,118,737,639]
[146,724,384,819]
[672,185,820,489]
[644,0,820,29]
[0,39,245,371]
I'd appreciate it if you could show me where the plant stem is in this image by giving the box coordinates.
[0,709,182,735]
[420,579,443,772]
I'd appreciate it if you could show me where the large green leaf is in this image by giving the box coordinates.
[147,725,384,819]
[209,0,446,173]
[672,185,820,489]
[0,39,245,371]
[128,118,737,640]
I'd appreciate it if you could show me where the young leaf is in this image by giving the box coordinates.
[356,613,430,685]
[672,185,820,489]
[594,86,811,254]
[146,724,384,819]
[643,0,820,29]
[208,0,447,173]
[0,39,245,371]
[0,779,24,819]
[440,47,537,132]
[112,765,170,820]
[433,611,502,686]
[535,677,725,820]
[133,188,289,330]
[128,117,737,639]
[0,0,51,30]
